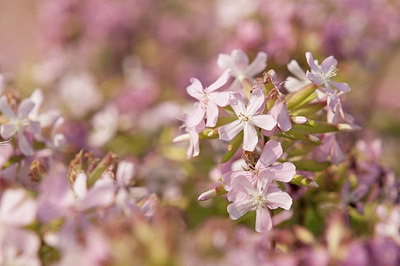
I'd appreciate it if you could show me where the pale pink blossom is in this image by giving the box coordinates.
[227,175,292,232]
[262,97,292,136]
[218,50,267,92]
[0,96,41,156]
[314,133,345,165]
[285,59,312,92]
[173,119,205,159]
[306,52,350,93]
[185,69,231,128]
[223,140,295,198]
[218,89,276,151]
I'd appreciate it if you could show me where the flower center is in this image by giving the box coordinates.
[238,113,249,122]
[253,192,267,208]
[322,66,338,80]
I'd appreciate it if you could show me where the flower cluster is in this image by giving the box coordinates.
[177,49,361,232]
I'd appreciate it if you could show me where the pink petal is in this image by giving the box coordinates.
[73,173,88,200]
[218,119,243,141]
[208,91,231,107]
[81,183,115,211]
[185,103,205,128]
[186,78,204,100]
[305,52,320,73]
[275,101,292,132]
[266,191,292,210]
[0,188,37,226]
[245,52,267,77]
[217,53,240,76]
[1,124,17,139]
[207,69,231,92]
[206,102,219,127]
[187,129,200,158]
[255,207,272,232]
[231,175,257,195]
[306,72,325,86]
[251,114,276,131]
[231,49,249,72]
[0,96,15,119]
[268,162,296,182]
[0,143,13,168]
[330,81,350,92]
[229,93,246,116]
[227,199,254,220]
[257,140,283,168]
[17,99,35,118]
[287,59,306,80]
[246,88,265,116]
[321,56,337,73]
[116,161,135,187]
[243,123,258,151]
[18,130,33,156]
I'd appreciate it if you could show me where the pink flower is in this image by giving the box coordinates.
[0,96,41,156]
[173,119,205,159]
[305,52,350,93]
[218,89,276,151]
[223,140,295,193]
[218,49,267,91]
[262,97,292,136]
[186,69,231,128]
[314,133,345,165]
[285,59,312,93]
[227,175,292,232]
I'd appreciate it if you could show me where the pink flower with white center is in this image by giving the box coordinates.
[223,140,295,198]
[173,119,205,159]
[218,49,267,91]
[305,52,350,93]
[218,89,276,152]
[227,175,292,232]
[0,96,41,156]
[327,93,360,130]
[186,69,231,128]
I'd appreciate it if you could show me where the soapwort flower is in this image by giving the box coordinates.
[186,69,231,128]
[0,96,41,156]
[227,175,292,232]
[218,49,267,91]
[218,88,276,151]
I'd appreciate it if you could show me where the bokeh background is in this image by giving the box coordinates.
[1,0,400,264]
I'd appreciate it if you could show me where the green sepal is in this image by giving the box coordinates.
[286,83,317,110]
[221,132,243,163]
[290,174,319,187]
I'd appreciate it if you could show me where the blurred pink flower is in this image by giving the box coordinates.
[218,49,267,91]
[0,96,41,156]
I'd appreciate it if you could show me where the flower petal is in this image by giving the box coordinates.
[218,120,243,141]
[266,191,292,210]
[232,49,249,72]
[305,52,320,73]
[18,130,33,156]
[246,88,265,116]
[321,56,337,73]
[243,123,258,151]
[185,103,205,128]
[250,114,276,131]
[306,72,325,86]
[1,124,17,139]
[227,199,254,220]
[208,91,231,107]
[207,69,231,92]
[229,93,246,116]
[73,173,88,200]
[206,102,219,127]
[268,162,296,182]
[287,59,307,80]
[217,53,240,76]
[18,99,35,118]
[0,96,15,119]
[330,81,350,93]
[257,140,283,168]
[255,207,272,232]
[186,78,204,100]
[245,52,267,77]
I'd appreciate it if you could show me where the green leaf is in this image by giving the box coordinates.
[293,159,331,171]
[289,101,326,116]
[221,132,243,163]
[286,83,317,110]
